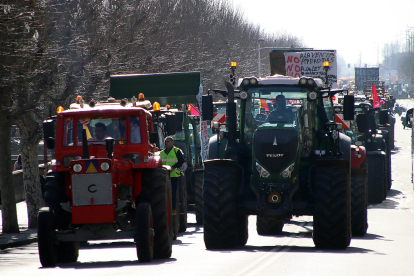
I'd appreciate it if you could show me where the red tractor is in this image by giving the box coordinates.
[39,95,176,267]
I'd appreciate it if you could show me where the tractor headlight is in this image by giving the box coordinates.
[100,162,110,171]
[256,162,270,178]
[280,163,294,178]
[308,92,317,100]
[73,163,83,173]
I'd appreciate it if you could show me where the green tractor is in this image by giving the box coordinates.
[201,72,355,249]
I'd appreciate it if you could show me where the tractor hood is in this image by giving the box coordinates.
[253,124,299,175]
[110,72,201,106]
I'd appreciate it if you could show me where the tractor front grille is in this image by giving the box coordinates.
[254,129,298,174]
[72,173,113,206]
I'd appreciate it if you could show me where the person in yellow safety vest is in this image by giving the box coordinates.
[160,136,185,215]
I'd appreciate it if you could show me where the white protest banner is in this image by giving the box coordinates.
[284,51,337,88]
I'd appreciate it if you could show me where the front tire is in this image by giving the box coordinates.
[38,207,57,267]
[313,166,351,249]
[203,166,246,249]
[178,174,187,232]
[140,168,172,259]
[194,171,204,225]
[135,203,154,262]
[351,172,368,236]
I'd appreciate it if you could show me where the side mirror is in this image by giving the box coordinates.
[356,114,368,133]
[165,113,176,135]
[46,137,55,150]
[149,132,159,144]
[202,95,213,121]
[367,114,376,132]
[43,119,55,149]
[379,110,388,125]
[175,111,183,132]
[343,95,355,120]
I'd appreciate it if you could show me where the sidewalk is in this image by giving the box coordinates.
[0,201,37,250]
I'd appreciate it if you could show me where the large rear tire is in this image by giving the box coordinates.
[194,171,204,225]
[178,174,187,232]
[140,168,172,259]
[203,166,246,249]
[256,215,284,236]
[313,166,351,249]
[367,153,386,204]
[38,207,57,267]
[135,203,154,262]
[351,172,368,236]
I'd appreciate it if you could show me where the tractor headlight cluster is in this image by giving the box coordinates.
[100,162,110,171]
[280,162,294,178]
[256,162,270,178]
[299,77,316,86]
[240,91,248,99]
[308,92,317,100]
[242,77,258,86]
[73,163,83,173]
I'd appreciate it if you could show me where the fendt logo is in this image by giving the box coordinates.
[266,154,284,157]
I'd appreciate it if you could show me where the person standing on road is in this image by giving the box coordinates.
[160,136,184,214]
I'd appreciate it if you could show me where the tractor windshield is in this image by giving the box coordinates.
[243,85,309,147]
[62,115,142,146]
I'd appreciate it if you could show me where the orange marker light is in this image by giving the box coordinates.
[57,106,64,113]
[323,61,330,67]
[153,102,160,112]
[231,61,237,68]
[76,95,82,101]
[138,93,145,101]
[166,104,171,109]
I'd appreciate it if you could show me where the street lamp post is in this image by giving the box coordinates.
[258,39,264,77]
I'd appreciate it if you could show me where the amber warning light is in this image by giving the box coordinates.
[153,102,160,112]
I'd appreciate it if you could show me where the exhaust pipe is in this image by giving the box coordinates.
[82,129,89,159]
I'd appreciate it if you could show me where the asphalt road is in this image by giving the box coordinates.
[2,99,414,276]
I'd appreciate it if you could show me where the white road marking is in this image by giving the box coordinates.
[231,222,309,276]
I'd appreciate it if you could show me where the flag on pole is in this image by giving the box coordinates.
[188,104,200,115]
[371,83,385,108]
[84,124,92,139]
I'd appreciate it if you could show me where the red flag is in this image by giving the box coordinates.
[371,83,381,108]
[189,104,200,115]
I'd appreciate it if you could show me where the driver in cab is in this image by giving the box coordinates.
[266,95,293,123]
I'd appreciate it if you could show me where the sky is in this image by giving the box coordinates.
[231,0,414,70]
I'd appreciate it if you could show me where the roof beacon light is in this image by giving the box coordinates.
[153,102,160,112]
[166,104,171,109]
[76,95,82,102]
[323,61,330,68]
[138,93,145,101]
[57,106,64,113]
[231,61,237,69]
